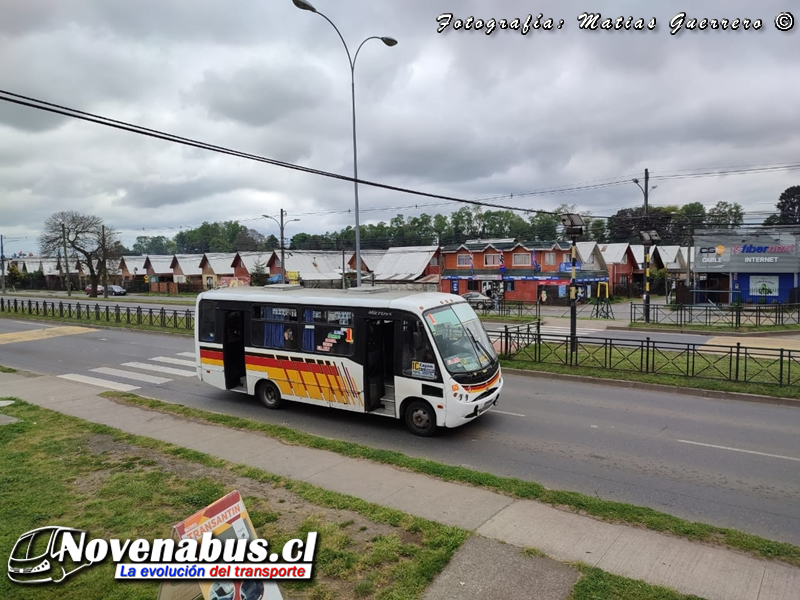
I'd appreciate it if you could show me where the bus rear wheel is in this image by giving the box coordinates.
[257,380,283,410]
[405,400,437,437]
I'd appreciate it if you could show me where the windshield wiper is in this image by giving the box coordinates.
[465,327,494,365]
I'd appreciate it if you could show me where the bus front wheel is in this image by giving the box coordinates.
[404,400,437,437]
[257,380,283,410]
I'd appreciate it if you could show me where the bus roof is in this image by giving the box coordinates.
[197,285,468,313]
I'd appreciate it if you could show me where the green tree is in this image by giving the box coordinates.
[249,260,270,286]
[589,219,608,243]
[769,185,800,225]
[706,201,743,230]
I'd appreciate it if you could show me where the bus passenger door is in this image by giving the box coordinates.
[222,311,246,390]
[363,319,395,412]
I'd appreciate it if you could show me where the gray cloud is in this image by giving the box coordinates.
[0,0,798,250]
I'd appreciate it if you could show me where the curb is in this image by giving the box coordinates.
[609,325,800,337]
[503,367,800,408]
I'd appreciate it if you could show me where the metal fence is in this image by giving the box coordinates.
[0,298,195,331]
[472,300,541,319]
[490,325,800,389]
[630,303,800,327]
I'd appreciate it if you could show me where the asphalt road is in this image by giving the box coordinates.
[1,320,799,545]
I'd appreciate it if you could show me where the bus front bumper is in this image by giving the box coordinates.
[446,383,501,427]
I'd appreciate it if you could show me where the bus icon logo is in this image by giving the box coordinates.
[7,526,93,584]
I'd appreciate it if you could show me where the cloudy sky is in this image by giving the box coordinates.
[1,0,798,253]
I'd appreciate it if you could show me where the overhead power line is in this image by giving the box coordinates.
[0,89,563,216]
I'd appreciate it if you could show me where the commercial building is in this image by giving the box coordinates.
[692,228,800,304]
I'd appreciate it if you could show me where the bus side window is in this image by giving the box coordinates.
[401,318,436,378]
[199,301,216,342]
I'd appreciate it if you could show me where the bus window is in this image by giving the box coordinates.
[301,309,354,356]
[401,317,437,380]
[252,305,298,350]
[199,301,216,342]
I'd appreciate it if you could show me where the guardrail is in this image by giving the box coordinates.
[630,303,800,327]
[497,328,800,389]
[0,298,195,331]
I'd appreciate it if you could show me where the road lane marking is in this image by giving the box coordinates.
[176,352,196,358]
[677,439,800,462]
[120,362,196,377]
[494,410,525,417]
[0,325,97,345]
[13,321,56,327]
[150,356,197,367]
[58,374,140,392]
[90,367,172,385]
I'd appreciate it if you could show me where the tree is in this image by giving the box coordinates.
[249,259,270,286]
[132,235,175,255]
[770,185,800,225]
[706,201,744,230]
[607,206,677,244]
[38,211,119,297]
[589,219,608,243]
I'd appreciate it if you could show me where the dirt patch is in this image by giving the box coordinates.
[80,434,426,599]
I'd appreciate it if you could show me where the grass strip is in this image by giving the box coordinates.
[0,398,467,600]
[2,291,196,306]
[102,391,800,567]
[0,364,17,373]
[569,564,705,600]
[502,360,800,400]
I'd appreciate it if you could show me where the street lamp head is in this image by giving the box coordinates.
[632,178,639,184]
[380,36,398,46]
[292,0,317,12]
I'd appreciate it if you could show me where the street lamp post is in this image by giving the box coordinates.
[560,213,585,357]
[639,230,661,323]
[292,0,397,287]
[263,210,300,284]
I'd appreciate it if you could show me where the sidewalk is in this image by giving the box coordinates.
[2,371,799,600]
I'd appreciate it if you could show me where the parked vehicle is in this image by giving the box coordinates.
[84,285,104,295]
[106,285,127,296]
[461,292,491,309]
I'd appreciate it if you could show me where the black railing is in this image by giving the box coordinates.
[0,298,195,331]
[473,300,541,319]
[630,303,800,328]
[493,326,800,389]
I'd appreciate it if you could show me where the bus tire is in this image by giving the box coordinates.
[257,380,283,410]
[404,399,437,437]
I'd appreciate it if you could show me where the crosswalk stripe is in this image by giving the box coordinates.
[176,352,196,358]
[90,367,172,385]
[58,373,140,392]
[151,356,197,367]
[121,362,197,377]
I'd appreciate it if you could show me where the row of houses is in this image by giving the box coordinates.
[1,246,442,293]
[2,241,691,299]
[438,239,691,302]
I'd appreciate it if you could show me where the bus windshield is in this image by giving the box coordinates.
[424,303,497,374]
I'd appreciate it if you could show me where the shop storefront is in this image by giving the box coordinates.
[692,230,800,304]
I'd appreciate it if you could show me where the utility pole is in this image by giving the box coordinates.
[102,225,109,298]
[1,234,5,293]
[342,249,346,290]
[279,209,286,284]
[62,223,72,296]
[643,168,649,215]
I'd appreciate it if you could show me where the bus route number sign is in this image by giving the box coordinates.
[411,361,436,380]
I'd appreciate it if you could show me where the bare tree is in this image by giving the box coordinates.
[39,211,119,297]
